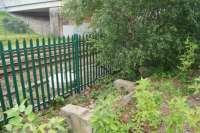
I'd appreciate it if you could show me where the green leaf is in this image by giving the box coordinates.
[27,112,37,122]
[4,108,19,119]
[19,104,26,113]
[38,124,47,133]
[25,105,33,115]
[56,125,65,132]
[9,116,23,126]
[110,123,118,131]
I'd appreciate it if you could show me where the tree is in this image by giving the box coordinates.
[63,0,200,79]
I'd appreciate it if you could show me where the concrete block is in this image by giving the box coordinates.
[114,79,135,93]
[61,104,92,133]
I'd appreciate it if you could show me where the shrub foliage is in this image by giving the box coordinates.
[63,0,200,79]
[2,17,31,34]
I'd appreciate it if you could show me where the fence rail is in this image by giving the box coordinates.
[0,34,112,122]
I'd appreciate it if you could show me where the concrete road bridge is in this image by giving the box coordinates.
[0,0,63,36]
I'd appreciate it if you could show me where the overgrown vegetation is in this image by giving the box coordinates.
[1,0,200,132]
[132,79,162,132]
[165,97,200,133]
[3,100,67,133]
[2,17,31,34]
[63,0,200,80]
[90,77,200,133]
[178,39,198,73]
[91,85,130,133]
[0,11,32,34]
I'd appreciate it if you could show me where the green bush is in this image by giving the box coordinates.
[2,17,31,34]
[63,0,200,79]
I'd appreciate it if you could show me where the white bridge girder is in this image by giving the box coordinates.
[0,0,61,12]
[4,1,61,12]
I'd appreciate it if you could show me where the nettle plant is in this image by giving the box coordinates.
[91,88,129,133]
[4,100,66,133]
[132,79,163,132]
[152,80,181,97]
[164,97,200,133]
[178,39,198,74]
[188,77,200,94]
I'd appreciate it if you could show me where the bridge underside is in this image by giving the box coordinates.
[12,7,62,36]
[13,8,50,17]
[2,0,63,36]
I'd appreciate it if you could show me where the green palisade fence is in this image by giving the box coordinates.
[0,34,112,123]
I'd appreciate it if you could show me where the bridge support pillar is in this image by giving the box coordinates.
[49,7,63,36]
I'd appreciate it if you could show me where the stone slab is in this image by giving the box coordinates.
[61,104,93,133]
[114,79,135,93]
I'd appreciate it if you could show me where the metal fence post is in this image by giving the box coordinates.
[72,34,80,93]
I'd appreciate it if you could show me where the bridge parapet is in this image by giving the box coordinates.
[1,0,59,7]
[0,0,61,12]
